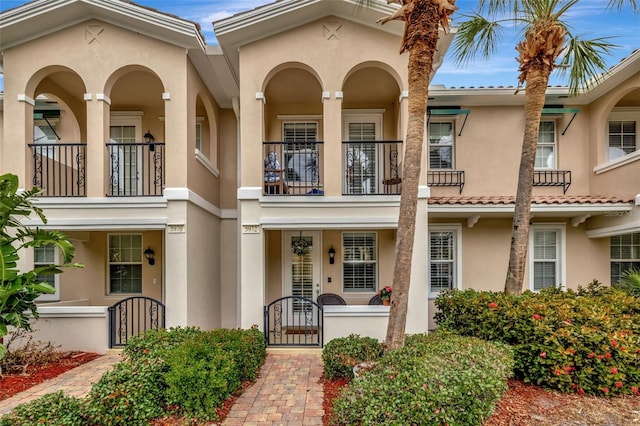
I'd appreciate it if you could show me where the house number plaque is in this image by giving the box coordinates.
[242,224,260,234]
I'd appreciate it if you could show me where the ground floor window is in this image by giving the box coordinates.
[109,234,143,294]
[611,233,640,284]
[342,232,377,292]
[34,245,60,301]
[529,225,565,291]
[429,226,461,297]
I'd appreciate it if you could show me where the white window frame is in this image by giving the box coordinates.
[535,120,556,169]
[528,224,566,292]
[606,108,639,161]
[428,224,462,299]
[281,120,319,185]
[342,231,378,294]
[610,233,640,285]
[108,233,143,295]
[342,112,383,194]
[428,121,455,170]
[34,245,60,302]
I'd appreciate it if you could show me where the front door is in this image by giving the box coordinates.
[283,230,322,304]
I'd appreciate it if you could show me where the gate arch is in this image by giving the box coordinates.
[264,296,323,347]
[109,296,165,348]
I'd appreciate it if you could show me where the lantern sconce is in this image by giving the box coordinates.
[144,130,155,151]
[328,245,336,264]
[144,246,155,266]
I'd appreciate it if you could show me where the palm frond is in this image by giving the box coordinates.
[557,35,618,94]
[452,14,505,66]
[607,0,638,11]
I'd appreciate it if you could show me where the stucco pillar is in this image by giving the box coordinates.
[85,96,108,197]
[322,94,343,196]
[406,185,430,334]
[164,201,189,327]
[3,89,31,183]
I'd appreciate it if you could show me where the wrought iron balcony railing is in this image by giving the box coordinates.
[106,142,165,197]
[28,143,87,197]
[342,141,403,195]
[263,142,324,196]
[533,170,571,194]
[427,170,465,194]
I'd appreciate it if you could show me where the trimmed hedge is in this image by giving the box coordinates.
[331,332,513,425]
[435,285,640,396]
[322,334,384,379]
[0,391,85,426]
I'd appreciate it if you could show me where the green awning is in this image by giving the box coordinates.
[541,108,580,135]
[427,109,471,136]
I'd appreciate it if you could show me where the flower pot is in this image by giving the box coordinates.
[382,299,390,306]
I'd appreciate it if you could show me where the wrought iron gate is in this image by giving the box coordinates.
[109,296,165,348]
[264,296,323,347]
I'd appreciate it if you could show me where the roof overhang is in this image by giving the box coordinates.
[214,0,455,86]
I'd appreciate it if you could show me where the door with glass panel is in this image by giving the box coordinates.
[343,115,381,194]
[283,231,322,323]
[109,122,142,196]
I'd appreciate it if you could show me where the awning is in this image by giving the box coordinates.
[427,108,471,136]
[542,108,580,135]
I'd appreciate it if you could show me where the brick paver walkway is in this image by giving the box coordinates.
[0,351,324,425]
[222,353,324,426]
[0,352,122,415]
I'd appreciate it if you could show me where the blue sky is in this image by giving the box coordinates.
[1,0,639,89]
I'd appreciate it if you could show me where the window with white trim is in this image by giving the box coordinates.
[342,232,377,292]
[610,233,640,284]
[428,122,454,169]
[429,227,460,295]
[529,225,565,291]
[283,122,319,184]
[108,234,143,294]
[608,121,636,160]
[535,121,556,169]
[34,245,60,301]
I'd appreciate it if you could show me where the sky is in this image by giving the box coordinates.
[0,0,639,89]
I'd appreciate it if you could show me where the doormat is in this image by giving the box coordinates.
[285,326,319,335]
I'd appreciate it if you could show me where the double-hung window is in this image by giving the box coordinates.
[429,226,460,297]
[109,234,143,294]
[529,225,565,291]
[342,232,377,293]
[428,122,454,169]
[34,245,60,301]
[535,121,556,169]
[608,121,636,161]
[610,233,640,284]
[283,122,319,185]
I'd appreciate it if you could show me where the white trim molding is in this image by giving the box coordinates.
[17,94,35,105]
[96,93,111,105]
[594,150,640,174]
[195,149,220,177]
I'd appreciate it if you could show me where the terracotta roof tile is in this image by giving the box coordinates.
[428,195,634,205]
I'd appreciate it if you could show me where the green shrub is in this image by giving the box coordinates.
[435,287,640,396]
[331,332,513,425]
[84,359,166,425]
[0,391,85,426]
[208,325,266,381]
[322,334,384,379]
[614,269,640,297]
[122,326,202,364]
[164,337,239,422]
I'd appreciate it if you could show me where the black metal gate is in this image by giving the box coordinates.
[109,296,165,348]
[264,296,323,347]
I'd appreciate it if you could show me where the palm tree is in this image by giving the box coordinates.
[452,0,638,295]
[361,0,457,350]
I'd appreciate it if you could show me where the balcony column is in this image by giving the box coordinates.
[322,92,343,196]
[85,94,108,197]
[3,91,33,184]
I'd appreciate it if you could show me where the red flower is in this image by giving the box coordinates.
[566,348,575,355]
[615,381,623,388]
[605,352,612,359]
[601,387,609,394]
[610,367,618,374]
[631,386,639,395]
[610,340,619,348]
[577,388,585,395]
[554,369,563,376]
[587,352,596,359]
[488,302,498,309]
[532,314,542,320]
[539,352,547,358]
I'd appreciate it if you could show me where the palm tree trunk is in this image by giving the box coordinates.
[385,2,439,351]
[505,69,551,295]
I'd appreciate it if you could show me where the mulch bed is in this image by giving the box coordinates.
[0,352,100,401]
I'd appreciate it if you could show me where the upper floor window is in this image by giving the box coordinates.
[343,113,382,194]
[109,234,143,294]
[342,232,377,293]
[34,245,60,301]
[283,121,319,184]
[535,121,556,169]
[428,122,454,169]
[611,233,640,285]
[608,120,636,161]
[429,226,461,297]
[529,225,565,291]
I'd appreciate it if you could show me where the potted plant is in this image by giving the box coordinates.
[378,286,392,306]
